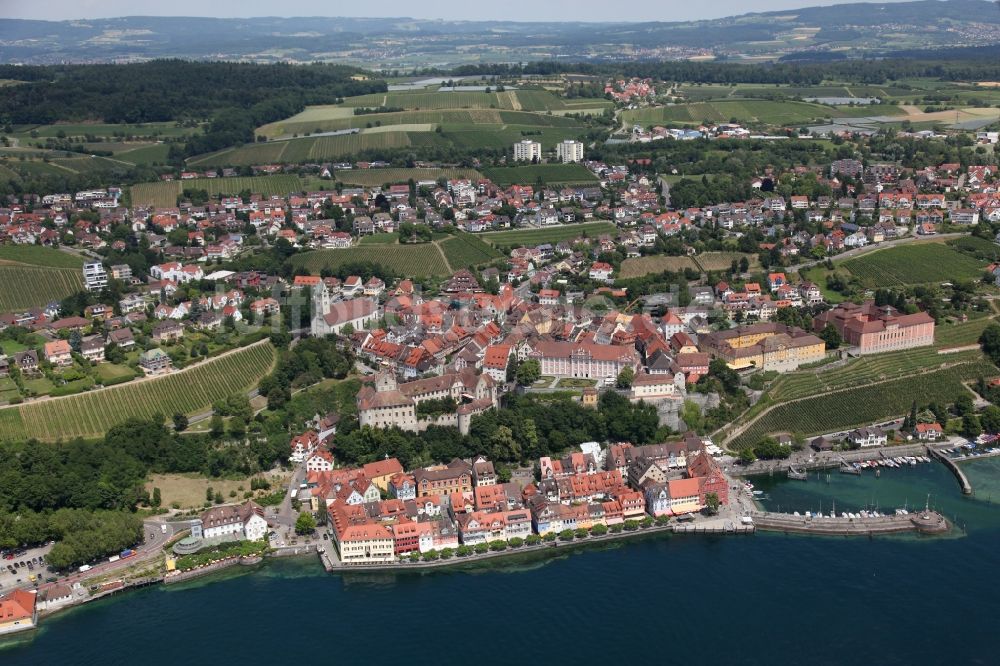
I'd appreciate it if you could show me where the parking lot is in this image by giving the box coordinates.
[0,542,55,592]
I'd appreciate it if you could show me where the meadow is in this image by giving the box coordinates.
[130,175,304,207]
[0,245,84,268]
[619,255,698,278]
[333,167,482,187]
[693,251,759,272]
[0,342,276,443]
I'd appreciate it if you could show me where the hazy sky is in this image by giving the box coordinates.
[4,0,917,22]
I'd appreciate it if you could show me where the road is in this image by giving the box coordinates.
[793,232,966,272]
[13,518,185,597]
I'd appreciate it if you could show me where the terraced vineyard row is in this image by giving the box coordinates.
[0,342,276,443]
[731,360,997,450]
[290,244,450,277]
[767,347,983,402]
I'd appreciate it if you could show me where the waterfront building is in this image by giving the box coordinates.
[194,501,268,541]
[0,590,37,636]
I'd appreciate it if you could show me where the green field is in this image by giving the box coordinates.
[730,359,997,450]
[842,243,988,287]
[0,245,83,268]
[10,122,198,141]
[766,347,983,403]
[290,244,451,277]
[620,255,698,278]
[482,222,617,247]
[130,175,304,207]
[0,266,83,310]
[623,99,905,127]
[0,342,276,443]
[439,233,502,270]
[481,164,598,186]
[334,167,482,187]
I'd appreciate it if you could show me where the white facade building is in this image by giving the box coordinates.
[556,140,584,163]
[513,140,542,162]
[82,262,108,292]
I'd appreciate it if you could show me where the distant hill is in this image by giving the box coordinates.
[0,1,998,66]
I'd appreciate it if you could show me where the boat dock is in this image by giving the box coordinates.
[929,447,973,495]
[752,510,950,536]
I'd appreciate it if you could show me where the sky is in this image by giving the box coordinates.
[3,0,918,23]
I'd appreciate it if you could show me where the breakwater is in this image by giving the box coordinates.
[752,510,950,536]
[929,448,973,495]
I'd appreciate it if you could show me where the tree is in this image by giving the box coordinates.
[616,366,635,389]
[210,414,225,438]
[704,492,720,515]
[172,413,188,432]
[954,393,974,417]
[738,448,757,464]
[962,413,982,440]
[819,324,842,350]
[981,405,1000,434]
[515,358,541,386]
[980,323,1000,366]
[151,487,161,508]
[295,512,316,535]
[505,354,518,383]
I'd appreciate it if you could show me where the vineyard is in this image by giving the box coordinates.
[934,316,996,348]
[842,243,987,287]
[730,360,997,450]
[440,233,501,270]
[481,164,598,186]
[130,175,304,207]
[0,246,84,268]
[0,342,276,443]
[0,265,83,311]
[290,244,450,277]
[766,347,984,402]
[482,222,617,247]
[334,168,482,187]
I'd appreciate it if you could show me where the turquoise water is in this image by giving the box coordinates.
[3,459,1000,665]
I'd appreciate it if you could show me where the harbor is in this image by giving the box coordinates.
[752,509,949,536]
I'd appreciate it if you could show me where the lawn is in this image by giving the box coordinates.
[482,222,617,247]
[95,363,137,384]
[482,164,598,186]
[555,378,598,388]
[290,244,450,277]
[0,342,276,443]
[620,255,698,278]
[842,243,988,287]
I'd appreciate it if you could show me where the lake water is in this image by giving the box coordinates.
[3,458,1000,665]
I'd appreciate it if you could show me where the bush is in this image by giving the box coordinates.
[489,540,507,552]
[574,527,589,539]
[525,534,541,546]
[558,529,575,542]
[609,523,624,533]
[624,520,640,531]
[543,532,557,542]
[474,543,489,555]
[590,524,608,536]
[509,537,524,548]
[440,548,454,559]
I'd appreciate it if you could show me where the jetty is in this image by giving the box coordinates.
[752,510,950,536]
[928,448,973,495]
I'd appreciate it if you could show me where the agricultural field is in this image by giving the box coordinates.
[290,244,450,277]
[481,164,598,186]
[623,99,905,128]
[130,175,304,207]
[730,359,996,450]
[934,316,997,348]
[842,243,988,287]
[334,168,482,187]
[482,222,617,247]
[620,255,698,278]
[0,342,276,443]
[0,265,83,310]
[9,121,198,142]
[439,233,502,270]
[694,251,759,272]
[186,142,288,168]
[766,347,984,403]
[115,143,171,166]
[0,245,84,268]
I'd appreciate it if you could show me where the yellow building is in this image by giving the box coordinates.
[701,323,825,372]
